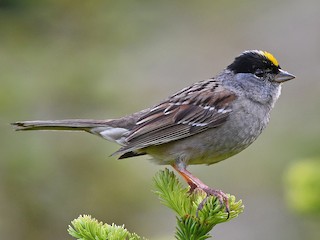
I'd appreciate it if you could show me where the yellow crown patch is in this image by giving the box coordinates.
[261,51,279,67]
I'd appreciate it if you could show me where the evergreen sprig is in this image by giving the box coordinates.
[153,168,244,240]
[68,215,145,240]
[68,169,244,240]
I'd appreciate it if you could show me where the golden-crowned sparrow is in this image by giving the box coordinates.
[12,50,295,213]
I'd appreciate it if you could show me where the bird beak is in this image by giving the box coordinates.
[274,69,295,83]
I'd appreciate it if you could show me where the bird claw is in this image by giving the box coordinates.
[195,187,230,219]
[171,164,230,218]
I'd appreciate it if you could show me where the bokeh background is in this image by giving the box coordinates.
[1,0,320,239]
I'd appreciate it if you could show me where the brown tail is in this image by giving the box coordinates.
[11,119,113,131]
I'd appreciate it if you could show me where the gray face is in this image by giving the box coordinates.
[233,72,282,106]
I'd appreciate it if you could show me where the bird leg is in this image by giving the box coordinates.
[172,163,230,217]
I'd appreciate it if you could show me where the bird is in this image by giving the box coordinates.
[12,50,295,214]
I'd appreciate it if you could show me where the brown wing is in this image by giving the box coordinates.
[115,79,237,155]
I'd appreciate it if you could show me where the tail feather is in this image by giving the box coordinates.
[11,119,113,131]
[11,119,132,146]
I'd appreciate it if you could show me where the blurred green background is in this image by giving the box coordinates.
[1,0,320,239]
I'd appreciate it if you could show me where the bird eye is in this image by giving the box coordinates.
[254,69,264,78]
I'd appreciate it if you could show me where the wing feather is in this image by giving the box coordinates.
[115,79,237,155]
